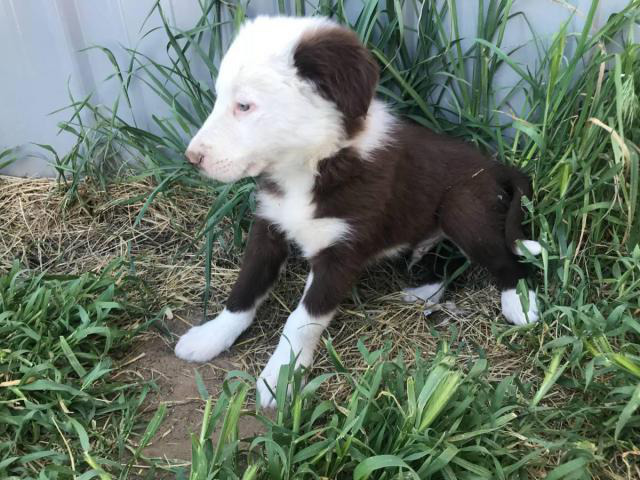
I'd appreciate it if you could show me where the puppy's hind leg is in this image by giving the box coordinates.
[439,190,539,326]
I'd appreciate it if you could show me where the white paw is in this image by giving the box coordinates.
[174,309,254,362]
[501,289,539,325]
[514,240,542,256]
[257,345,298,409]
[403,282,444,304]
[256,369,279,409]
[256,305,330,408]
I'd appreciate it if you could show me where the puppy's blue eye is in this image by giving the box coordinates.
[237,103,251,112]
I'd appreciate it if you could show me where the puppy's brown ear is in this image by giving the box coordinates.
[294,25,379,136]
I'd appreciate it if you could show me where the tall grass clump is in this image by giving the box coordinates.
[47,0,640,475]
[178,341,610,478]
[0,261,163,478]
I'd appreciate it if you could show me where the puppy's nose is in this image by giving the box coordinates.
[185,148,204,166]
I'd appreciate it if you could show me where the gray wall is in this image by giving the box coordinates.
[0,0,630,177]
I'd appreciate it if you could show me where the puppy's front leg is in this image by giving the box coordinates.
[258,248,362,407]
[175,218,288,362]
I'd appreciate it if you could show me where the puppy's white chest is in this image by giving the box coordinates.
[257,189,349,258]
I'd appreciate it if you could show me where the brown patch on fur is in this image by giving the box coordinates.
[294,26,379,137]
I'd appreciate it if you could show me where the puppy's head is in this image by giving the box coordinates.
[186,16,379,183]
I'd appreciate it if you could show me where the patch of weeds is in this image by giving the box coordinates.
[180,340,604,479]
[0,261,163,478]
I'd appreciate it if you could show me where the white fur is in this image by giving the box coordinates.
[257,302,333,408]
[187,16,345,183]
[303,272,314,294]
[514,240,542,256]
[403,282,445,304]
[347,100,397,157]
[373,244,409,261]
[175,308,255,362]
[187,16,398,184]
[257,167,350,258]
[501,289,539,325]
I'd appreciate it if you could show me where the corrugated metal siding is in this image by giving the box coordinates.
[0,0,631,177]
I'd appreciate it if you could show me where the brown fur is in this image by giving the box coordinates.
[294,27,379,137]
[302,123,531,315]
[226,218,288,312]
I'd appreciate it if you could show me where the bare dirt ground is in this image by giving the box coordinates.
[126,312,266,462]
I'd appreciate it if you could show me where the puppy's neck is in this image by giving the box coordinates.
[262,164,316,196]
[346,99,397,159]
[261,99,397,194]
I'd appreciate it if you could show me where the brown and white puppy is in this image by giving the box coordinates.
[176,16,542,407]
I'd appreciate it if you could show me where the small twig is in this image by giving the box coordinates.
[117,352,146,370]
[52,417,76,474]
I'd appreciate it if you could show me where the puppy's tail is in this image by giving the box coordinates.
[504,168,541,257]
